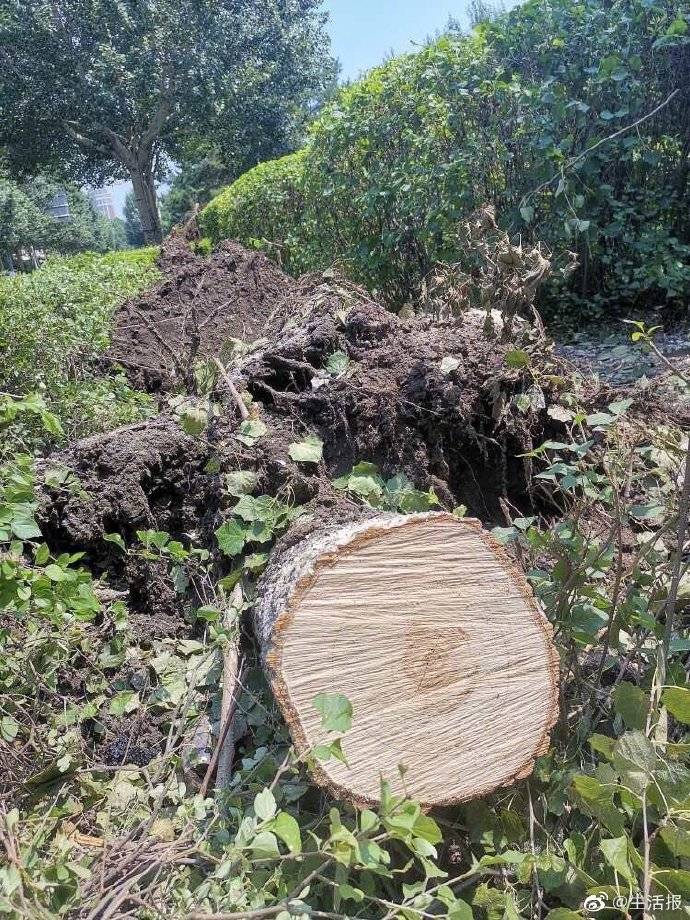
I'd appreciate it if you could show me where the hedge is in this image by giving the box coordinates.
[202,0,690,321]
[200,150,313,276]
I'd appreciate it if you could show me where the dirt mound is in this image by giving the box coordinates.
[106,237,296,391]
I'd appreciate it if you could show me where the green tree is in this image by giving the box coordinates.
[0,0,335,244]
[1,175,123,265]
[160,150,240,233]
[0,177,48,263]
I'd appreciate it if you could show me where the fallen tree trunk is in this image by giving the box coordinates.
[255,512,558,807]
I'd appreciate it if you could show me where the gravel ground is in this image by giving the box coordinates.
[556,328,690,385]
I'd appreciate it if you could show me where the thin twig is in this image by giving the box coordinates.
[522,90,680,206]
[212,357,249,420]
[215,586,243,790]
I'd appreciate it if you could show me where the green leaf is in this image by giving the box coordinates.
[11,514,41,541]
[586,412,615,427]
[271,811,302,853]
[215,520,247,556]
[254,788,277,821]
[235,418,267,446]
[109,690,139,717]
[413,814,443,845]
[0,716,19,742]
[225,470,259,497]
[666,17,688,35]
[249,830,280,858]
[589,734,615,759]
[313,692,353,733]
[613,730,657,793]
[570,774,625,836]
[180,406,208,437]
[663,687,690,724]
[629,504,664,520]
[44,563,66,581]
[614,682,649,730]
[326,350,349,375]
[289,435,323,464]
[449,899,473,920]
[104,532,126,551]
[505,349,530,369]
[545,910,582,920]
[520,205,534,224]
[600,836,636,884]
[339,883,364,902]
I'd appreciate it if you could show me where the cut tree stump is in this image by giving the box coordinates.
[254,512,559,808]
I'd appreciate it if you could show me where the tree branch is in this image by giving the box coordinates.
[139,96,173,156]
[522,89,680,207]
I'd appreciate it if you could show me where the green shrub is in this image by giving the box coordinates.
[203,0,690,320]
[201,150,313,275]
[0,248,159,452]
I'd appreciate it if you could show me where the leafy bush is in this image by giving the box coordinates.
[201,151,312,274]
[203,0,690,321]
[0,248,159,452]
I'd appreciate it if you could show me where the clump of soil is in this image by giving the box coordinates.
[107,238,296,391]
[42,239,561,562]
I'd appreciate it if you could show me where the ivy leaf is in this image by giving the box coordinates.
[289,435,323,464]
[254,788,277,821]
[600,836,636,884]
[215,520,247,556]
[271,811,302,853]
[326,350,349,376]
[235,418,267,446]
[225,470,259,497]
[313,692,353,733]
[613,682,649,730]
[663,687,690,724]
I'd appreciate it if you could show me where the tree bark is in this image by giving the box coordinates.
[130,161,163,245]
[254,511,559,808]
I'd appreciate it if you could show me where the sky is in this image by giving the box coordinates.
[323,0,478,81]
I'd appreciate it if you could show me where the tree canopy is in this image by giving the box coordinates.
[0,0,336,242]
